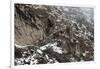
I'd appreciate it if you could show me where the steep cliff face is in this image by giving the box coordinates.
[14,4,94,65]
[15,4,48,46]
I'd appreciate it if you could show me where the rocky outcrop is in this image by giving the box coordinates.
[14,4,94,65]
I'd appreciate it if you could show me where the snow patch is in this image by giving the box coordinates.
[36,49,43,54]
[40,42,63,54]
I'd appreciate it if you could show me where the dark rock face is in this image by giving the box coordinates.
[14,4,94,65]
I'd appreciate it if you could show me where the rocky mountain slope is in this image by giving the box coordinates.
[14,4,94,65]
